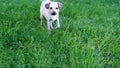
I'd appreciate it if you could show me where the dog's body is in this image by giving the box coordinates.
[40,0,62,30]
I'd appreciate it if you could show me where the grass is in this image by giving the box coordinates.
[0,0,120,68]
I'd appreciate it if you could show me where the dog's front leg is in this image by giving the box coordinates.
[56,18,60,28]
[47,21,52,30]
[40,14,43,25]
[47,21,50,30]
[50,23,53,29]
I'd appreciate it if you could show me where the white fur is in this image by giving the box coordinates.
[40,0,62,30]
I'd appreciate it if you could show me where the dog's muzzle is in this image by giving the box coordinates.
[51,12,57,15]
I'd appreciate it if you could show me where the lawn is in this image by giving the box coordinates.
[0,0,120,68]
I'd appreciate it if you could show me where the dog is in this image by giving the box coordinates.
[40,0,62,30]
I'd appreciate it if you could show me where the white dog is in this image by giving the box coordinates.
[40,0,62,30]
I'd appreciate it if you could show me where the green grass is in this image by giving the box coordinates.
[0,0,120,68]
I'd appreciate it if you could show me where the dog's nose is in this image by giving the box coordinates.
[51,12,57,15]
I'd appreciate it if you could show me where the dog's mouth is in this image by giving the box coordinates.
[51,12,57,15]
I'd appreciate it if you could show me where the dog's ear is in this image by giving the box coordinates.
[45,3,50,9]
[58,2,62,9]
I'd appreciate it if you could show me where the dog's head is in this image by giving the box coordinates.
[45,2,62,15]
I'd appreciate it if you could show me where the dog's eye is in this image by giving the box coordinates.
[56,7,58,9]
[50,7,53,9]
